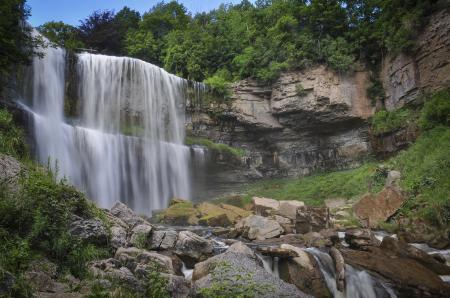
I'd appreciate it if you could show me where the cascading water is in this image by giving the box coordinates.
[22,43,198,214]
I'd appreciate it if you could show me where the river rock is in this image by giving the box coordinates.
[380,236,450,275]
[163,273,191,298]
[175,231,213,266]
[271,214,294,234]
[341,247,450,297]
[279,244,331,298]
[353,187,405,228]
[296,206,330,234]
[69,217,108,245]
[110,202,148,228]
[252,197,280,216]
[160,200,199,226]
[129,224,152,248]
[219,203,252,220]
[197,202,233,227]
[344,228,379,249]
[235,215,284,240]
[192,242,309,297]
[277,200,305,220]
[329,247,345,292]
[150,229,178,250]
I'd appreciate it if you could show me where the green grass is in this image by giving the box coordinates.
[236,163,384,206]
[186,136,246,157]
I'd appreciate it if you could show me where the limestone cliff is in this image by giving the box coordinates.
[381,9,450,111]
[189,66,374,197]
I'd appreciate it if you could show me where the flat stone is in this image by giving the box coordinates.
[235,215,284,240]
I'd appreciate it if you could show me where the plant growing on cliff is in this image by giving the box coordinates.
[419,88,450,130]
[198,261,274,298]
[371,107,418,135]
[0,109,28,159]
[186,136,246,158]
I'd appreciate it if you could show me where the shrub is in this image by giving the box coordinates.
[419,89,450,130]
[186,136,246,158]
[371,108,417,134]
[0,109,27,158]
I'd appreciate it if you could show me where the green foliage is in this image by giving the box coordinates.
[0,0,43,91]
[367,76,385,105]
[419,89,450,130]
[38,21,85,50]
[186,136,246,157]
[198,261,274,298]
[371,108,418,135]
[240,163,383,206]
[0,108,27,158]
[389,126,450,227]
[295,83,307,97]
[144,264,170,298]
[204,72,232,103]
[0,165,109,279]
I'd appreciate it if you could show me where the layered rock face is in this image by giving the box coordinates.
[190,66,373,195]
[381,9,450,110]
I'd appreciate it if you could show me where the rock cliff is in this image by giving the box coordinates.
[381,9,450,111]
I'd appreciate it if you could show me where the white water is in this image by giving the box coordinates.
[307,248,397,298]
[24,45,198,213]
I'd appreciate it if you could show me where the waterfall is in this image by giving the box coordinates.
[22,44,196,214]
[307,248,397,298]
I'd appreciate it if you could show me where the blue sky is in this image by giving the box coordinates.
[27,0,245,27]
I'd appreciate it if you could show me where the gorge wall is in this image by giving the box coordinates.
[190,9,450,198]
[188,67,374,198]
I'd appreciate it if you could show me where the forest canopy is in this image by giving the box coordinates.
[32,0,450,84]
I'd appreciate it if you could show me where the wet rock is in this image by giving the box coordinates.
[252,197,280,216]
[341,247,450,298]
[69,217,108,245]
[302,232,332,248]
[235,215,284,240]
[129,224,152,248]
[150,230,178,250]
[319,229,340,245]
[257,247,298,258]
[353,187,405,228]
[329,247,345,292]
[111,202,148,228]
[296,206,330,234]
[380,236,450,275]
[345,228,379,250]
[279,244,331,298]
[175,231,213,266]
[192,242,309,297]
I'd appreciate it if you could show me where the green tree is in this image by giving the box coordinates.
[38,21,84,50]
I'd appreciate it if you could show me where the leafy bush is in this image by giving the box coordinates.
[198,261,274,298]
[371,108,417,135]
[0,165,109,279]
[419,89,450,130]
[204,72,232,103]
[0,109,27,158]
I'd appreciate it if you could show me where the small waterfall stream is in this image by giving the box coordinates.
[22,43,203,213]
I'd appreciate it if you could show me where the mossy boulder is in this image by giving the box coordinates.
[160,200,199,226]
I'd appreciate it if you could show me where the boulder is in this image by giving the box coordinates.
[271,215,295,234]
[329,247,345,292]
[175,231,213,266]
[235,215,284,240]
[296,206,330,234]
[115,247,175,274]
[385,170,401,187]
[277,200,305,220]
[163,274,191,298]
[89,259,140,291]
[160,200,199,226]
[0,154,21,191]
[110,225,128,249]
[110,202,148,228]
[353,187,405,228]
[279,244,332,298]
[69,217,108,245]
[197,202,233,227]
[341,247,450,298]
[380,236,450,275]
[150,230,178,250]
[192,242,309,297]
[252,197,280,216]
[302,232,332,248]
[344,229,379,250]
[219,203,252,220]
[324,198,347,209]
[129,224,152,248]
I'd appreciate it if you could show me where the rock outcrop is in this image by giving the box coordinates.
[381,9,450,110]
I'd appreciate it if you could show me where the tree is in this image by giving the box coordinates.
[38,21,84,50]
[78,10,120,54]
